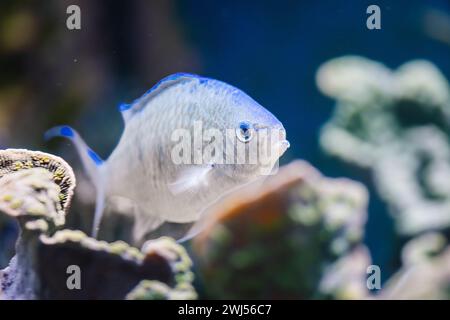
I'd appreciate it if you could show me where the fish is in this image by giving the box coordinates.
[45,73,289,242]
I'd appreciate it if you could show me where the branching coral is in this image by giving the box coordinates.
[380,233,450,299]
[317,56,450,235]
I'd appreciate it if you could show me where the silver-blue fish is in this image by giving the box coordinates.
[46,73,289,242]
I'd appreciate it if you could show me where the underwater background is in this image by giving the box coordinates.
[1,0,450,299]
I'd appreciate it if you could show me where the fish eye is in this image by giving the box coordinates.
[236,121,254,143]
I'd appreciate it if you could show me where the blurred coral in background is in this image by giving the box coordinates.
[316,56,450,299]
[317,56,450,235]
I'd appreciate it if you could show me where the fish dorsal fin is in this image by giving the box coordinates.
[118,103,133,122]
[118,73,203,123]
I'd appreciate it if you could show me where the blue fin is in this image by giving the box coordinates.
[45,125,106,238]
[118,103,133,123]
[118,73,205,123]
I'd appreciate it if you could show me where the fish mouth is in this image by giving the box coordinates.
[281,139,290,149]
[277,139,290,156]
[275,126,289,157]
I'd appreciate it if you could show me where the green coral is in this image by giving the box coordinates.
[380,233,450,299]
[1,146,449,299]
[126,280,197,300]
[0,149,196,300]
[143,236,195,287]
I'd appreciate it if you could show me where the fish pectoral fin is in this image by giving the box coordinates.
[168,163,214,195]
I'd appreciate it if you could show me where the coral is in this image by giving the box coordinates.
[192,160,370,299]
[318,245,372,299]
[0,149,195,300]
[0,149,76,227]
[1,148,448,299]
[316,56,450,235]
[126,280,197,300]
[190,158,449,299]
[0,148,76,268]
[380,233,450,299]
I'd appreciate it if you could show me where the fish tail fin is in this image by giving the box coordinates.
[45,125,106,237]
